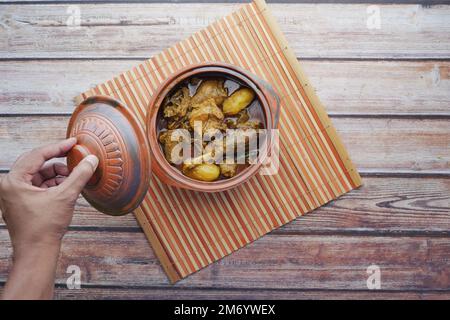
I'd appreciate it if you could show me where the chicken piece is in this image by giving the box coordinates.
[191,80,228,106]
[201,136,226,164]
[167,115,191,130]
[189,98,225,133]
[234,108,262,130]
[224,110,249,129]
[223,88,255,116]
[158,130,190,164]
[219,163,237,178]
[222,127,260,164]
[224,118,237,129]
[163,87,191,121]
[236,119,262,130]
[237,110,250,124]
[204,118,227,135]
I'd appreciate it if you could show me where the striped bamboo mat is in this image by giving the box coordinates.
[76,0,362,283]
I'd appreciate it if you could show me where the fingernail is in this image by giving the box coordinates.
[84,155,99,169]
[66,137,77,144]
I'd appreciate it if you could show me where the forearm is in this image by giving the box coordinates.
[0,139,96,300]
[2,242,61,300]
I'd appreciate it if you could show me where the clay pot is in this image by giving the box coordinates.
[146,62,280,192]
[67,62,279,215]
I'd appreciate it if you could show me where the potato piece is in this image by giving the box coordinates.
[223,88,255,116]
[191,80,228,106]
[219,163,237,178]
[182,163,220,182]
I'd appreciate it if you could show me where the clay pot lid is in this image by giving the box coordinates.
[66,95,151,216]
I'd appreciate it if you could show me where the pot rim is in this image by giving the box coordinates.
[146,62,277,192]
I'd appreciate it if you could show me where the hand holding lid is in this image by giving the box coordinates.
[66,96,151,216]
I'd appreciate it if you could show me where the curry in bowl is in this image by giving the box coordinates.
[157,75,266,182]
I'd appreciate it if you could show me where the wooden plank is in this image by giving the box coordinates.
[1,284,449,300]
[0,116,448,173]
[2,1,448,5]
[0,230,449,290]
[335,117,450,174]
[0,60,138,115]
[1,176,449,234]
[50,287,450,300]
[279,176,450,235]
[1,4,450,59]
[1,60,449,116]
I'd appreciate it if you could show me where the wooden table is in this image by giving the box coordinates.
[0,0,449,300]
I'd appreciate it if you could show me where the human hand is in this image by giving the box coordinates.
[0,138,98,254]
[0,138,98,299]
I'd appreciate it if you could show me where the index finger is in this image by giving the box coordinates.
[11,138,77,177]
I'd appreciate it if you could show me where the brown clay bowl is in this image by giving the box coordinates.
[146,62,280,193]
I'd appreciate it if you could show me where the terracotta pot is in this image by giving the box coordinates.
[146,62,280,193]
[67,62,279,215]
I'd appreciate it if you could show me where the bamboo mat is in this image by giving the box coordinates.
[76,0,362,283]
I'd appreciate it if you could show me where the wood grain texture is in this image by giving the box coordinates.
[49,287,450,300]
[0,229,449,290]
[1,60,449,116]
[1,284,449,300]
[3,1,449,5]
[1,176,448,234]
[0,0,448,298]
[1,4,450,59]
[0,116,448,173]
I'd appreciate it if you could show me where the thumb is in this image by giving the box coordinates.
[58,155,99,197]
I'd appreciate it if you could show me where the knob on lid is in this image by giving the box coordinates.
[66,95,151,216]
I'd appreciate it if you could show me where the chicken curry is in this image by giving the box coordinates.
[157,75,265,182]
